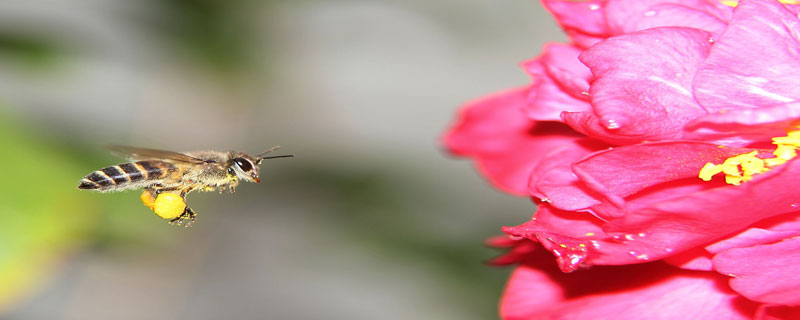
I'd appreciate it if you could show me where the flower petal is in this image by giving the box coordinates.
[523,57,592,122]
[443,87,583,195]
[605,0,730,35]
[687,101,800,146]
[569,27,711,145]
[542,0,610,48]
[503,205,607,272]
[500,265,564,320]
[522,43,592,122]
[572,141,753,215]
[510,157,800,268]
[501,262,756,320]
[694,0,800,111]
[528,139,608,212]
[713,237,800,305]
[594,157,800,265]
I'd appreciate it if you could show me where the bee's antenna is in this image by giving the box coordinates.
[257,146,293,160]
[261,155,294,160]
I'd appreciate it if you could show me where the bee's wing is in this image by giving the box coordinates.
[107,145,206,164]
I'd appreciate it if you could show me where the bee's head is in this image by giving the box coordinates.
[227,153,262,183]
[227,146,293,183]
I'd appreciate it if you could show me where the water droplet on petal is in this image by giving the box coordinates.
[624,234,636,241]
[664,248,674,253]
[644,10,657,17]
[637,232,647,238]
[628,251,649,260]
[588,4,600,10]
[552,249,588,273]
[541,197,551,203]
[791,203,799,208]
[508,235,523,241]
[581,91,589,96]
[605,119,620,129]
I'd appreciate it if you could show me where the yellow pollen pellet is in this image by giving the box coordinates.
[141,190,156,210]
[152,193,186,220]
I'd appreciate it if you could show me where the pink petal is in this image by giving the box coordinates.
[713,237,800,305]
[510,157,800,268]
[572,141,753,214]
[486,238,541,266]
[443,87,584,195]
[706,227,800,255]
[605,0,730,35]
[663,247,714,271]
[569,27,712,145]
[687,101,800,147]
[542,0,610,48]
[501,262,757,320]
[594,157,800,265]
[500,265,564,320]
[694,0,800,111]
[757,305,800,319]
[503,205,607,272]
[523,58,592,122]
[539,44,592,99]
[527,139,608,212]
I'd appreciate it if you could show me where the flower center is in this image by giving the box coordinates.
[698,129,800,185]
[721,0,800,6]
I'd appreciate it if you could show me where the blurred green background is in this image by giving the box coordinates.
[0,1,559,319]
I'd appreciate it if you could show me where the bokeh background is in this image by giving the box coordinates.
[0,1,561,319]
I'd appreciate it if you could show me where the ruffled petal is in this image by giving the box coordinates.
[523,58,592,122]
[694,0,800,111]
[443,87,584,194]
[542,0,610,48]
[501,261,756,320]
[510,157,800,268]
[713,237,800,305]
[527,139,608,212]
[687,101,800,147]
[572,141,753,217]
[569,27,711,145]
[605,0,730,35]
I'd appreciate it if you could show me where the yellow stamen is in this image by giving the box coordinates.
[722,0,800,7]
[699,128,800,185]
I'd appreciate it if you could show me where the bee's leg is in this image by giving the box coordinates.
[166,188,197,227]
[168,206,196,227]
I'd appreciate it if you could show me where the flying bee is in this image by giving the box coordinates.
[78,145,293,227]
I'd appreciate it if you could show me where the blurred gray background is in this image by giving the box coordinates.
[0,0,559,319]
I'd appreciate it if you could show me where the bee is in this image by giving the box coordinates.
[78,145,293,227]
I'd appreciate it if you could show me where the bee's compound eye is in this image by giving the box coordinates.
[233,158,253,172]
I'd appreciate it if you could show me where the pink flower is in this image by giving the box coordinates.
[443,0,800,318]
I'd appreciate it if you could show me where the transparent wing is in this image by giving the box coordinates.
[107,145,205,164]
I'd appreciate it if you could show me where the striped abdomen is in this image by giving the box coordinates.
[78,161,176,191]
